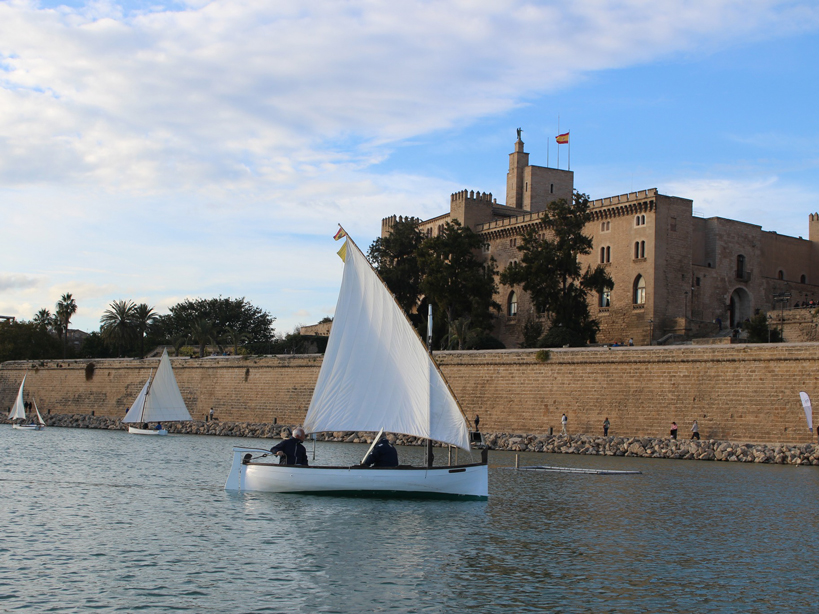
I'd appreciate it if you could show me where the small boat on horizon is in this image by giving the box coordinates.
[8,374,46,431]
[225,229,488,499]
[122,349,191,436]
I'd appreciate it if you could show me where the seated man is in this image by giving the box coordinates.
[362,436,399,468]
[270,427,309,466]
[155,422,163,431]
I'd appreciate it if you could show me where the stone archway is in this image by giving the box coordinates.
[729,287,752,328]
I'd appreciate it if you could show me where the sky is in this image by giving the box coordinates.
[1,0,818,336]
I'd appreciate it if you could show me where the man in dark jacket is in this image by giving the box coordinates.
[362,436,399,467]
[271,427,309,466]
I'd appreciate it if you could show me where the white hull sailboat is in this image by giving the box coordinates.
[8,375,46,431]
[225,229,489,499]
[122,349,191,436]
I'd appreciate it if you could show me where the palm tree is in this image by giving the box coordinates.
[189,319,221,358]
[56,293,78,358]
[222,325,250,356]
[447,316,480,351]
[33,309,52,330]
[132,303,158,358]
[100,300,136,357]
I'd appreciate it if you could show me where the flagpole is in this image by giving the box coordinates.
[568,131,571,171]
[557,115,560,170]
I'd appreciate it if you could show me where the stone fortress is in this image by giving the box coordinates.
[381,136,819,347]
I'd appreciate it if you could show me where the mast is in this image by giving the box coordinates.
[139,369,153,423]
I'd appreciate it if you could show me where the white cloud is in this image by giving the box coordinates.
[0,274,42,292]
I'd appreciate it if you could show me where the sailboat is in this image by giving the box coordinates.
[122,349,191,435]
[9,375,46,431]
[225,230,489,499]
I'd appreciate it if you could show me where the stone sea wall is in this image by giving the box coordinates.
[2,343,819,445]
[5,414,817,465]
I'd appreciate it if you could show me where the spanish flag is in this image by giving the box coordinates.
[333,228,347,241]
[556,132,569,144]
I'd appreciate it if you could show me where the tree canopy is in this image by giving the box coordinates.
[500,192,613,345]
[369,219,499,349]
[151,297,276,347]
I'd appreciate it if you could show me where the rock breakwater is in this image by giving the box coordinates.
[5,415,818,466]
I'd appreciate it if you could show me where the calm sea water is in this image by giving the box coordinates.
[1,427,818,613]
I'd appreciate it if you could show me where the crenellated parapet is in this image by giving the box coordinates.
[450,190,495,204]
[588,188,658,221]
[381,214,421,237]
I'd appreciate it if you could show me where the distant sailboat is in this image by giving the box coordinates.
[122,349,191,435]
[226,230,488,499]
[9,375,45,431]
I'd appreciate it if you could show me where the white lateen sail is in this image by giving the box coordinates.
[303,236,471,451]
[8,374,27,421]
[123,350,191,424]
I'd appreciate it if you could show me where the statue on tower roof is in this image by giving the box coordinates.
[516,127,523,140]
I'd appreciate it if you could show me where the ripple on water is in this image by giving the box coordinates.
[2,427,819,612]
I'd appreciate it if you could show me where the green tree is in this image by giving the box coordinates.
[33,309,52,330]
[417,220,499,347]
[500,193,613,345]
[0,320,62,362]
[223,325,250,355]
[152,297,275,346]
[447,316,481,350]
[132,303,158,358]
[100,300,137,357]
[743,311,781,343]
[368,218,424,316]
[189,319,221,358]
[56,293,78,358]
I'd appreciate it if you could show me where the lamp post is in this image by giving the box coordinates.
[648,318,654,345]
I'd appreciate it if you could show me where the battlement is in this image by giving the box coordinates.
[381,214,421,237]
[590,188,658,208]
[450,190,496,204]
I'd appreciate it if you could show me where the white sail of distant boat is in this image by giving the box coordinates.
[9,374,45,431]
[800,391,813,432]
[226,230,488,499]
[123,349,191,435]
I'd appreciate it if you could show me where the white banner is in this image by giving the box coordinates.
[799,391,813,432]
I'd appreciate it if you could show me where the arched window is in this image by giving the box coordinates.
[640,240,646,258]
[736,255,745,278]
[507,292,518,316]
[601,222,606,232]
[600,247,606,263]
[550,183,554,194]
[634,242,640,259]
[605,246,611,263]
[801,274,807,284]
[641,214,646,225]
[606,221,610,231]
[635,215,641,226]
[777,270,784,280]
[599,291,611,308]
[633,275,646,305]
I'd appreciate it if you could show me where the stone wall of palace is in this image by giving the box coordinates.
[3,344,818,445]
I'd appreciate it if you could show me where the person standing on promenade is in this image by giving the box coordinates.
[603,417,610,436]
[474,414,480,432]
[561,413,568,435]
[670,422,678,439]
[691,420,700,440]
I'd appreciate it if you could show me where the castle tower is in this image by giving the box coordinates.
[810,213,819,242]
[506,138,529,209]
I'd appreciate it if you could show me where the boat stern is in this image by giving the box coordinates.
[225,447,267,491]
